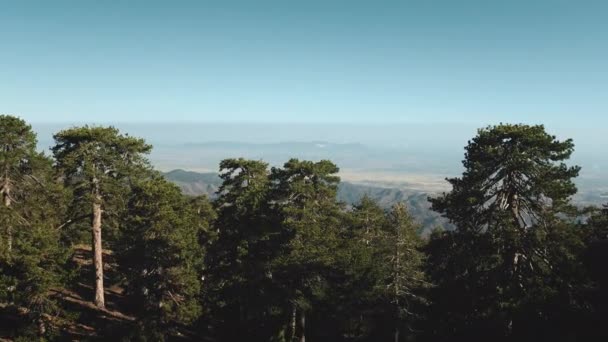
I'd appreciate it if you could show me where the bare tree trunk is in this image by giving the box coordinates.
[3,181,12,252]
[393,219,401,342]
[92,196,105,308]
[298,310,306,342]
[38,317,46,337]
[289,304,297,342]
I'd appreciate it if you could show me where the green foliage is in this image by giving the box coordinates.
[52,125,153,309]
[0,114,37,183]
[0,114,39,254]
[269,159,345,340]
[427,124,589,341]
[116,177,213,340]
[1,118,605,341]
[377,204,428,324]
[335,199,428,341]
[0,115,69,338]
[204,158,282,340]
[431,123,580,231]
[587,203,608,240]
[331,196,388,338]
[270,159,342,289]
[583,203,608,340]
[52,126,152,234]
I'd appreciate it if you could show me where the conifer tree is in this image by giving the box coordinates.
[334,196,388,339]
[337,199,428,341]
[430,124,580,231]
[377,204,427,342]
[270,159,343,342]
[587,203,608,240]
[205,158,280,340]
[0,115,38,253]
[0,115,68,337]
[52,126,151,308]
[116,177,213,340]
[348,195,387,246]
[584,202,608,340]
[428,124,586,340]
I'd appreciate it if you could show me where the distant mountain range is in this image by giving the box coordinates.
[163,169,451,236]
[151,141,461,176]
[163,167,608,236]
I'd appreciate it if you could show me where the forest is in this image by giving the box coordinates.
[0,114,606,342]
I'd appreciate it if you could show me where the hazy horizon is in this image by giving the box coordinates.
[28,121,607,195]
[2,0,606,197]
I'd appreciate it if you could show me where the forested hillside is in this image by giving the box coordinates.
[164,169,450,235]
[0,115,606,341]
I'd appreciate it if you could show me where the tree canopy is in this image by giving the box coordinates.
[427,124,591,341]
[0,117,605,342]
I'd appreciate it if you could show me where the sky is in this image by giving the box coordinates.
[1,0,607,127]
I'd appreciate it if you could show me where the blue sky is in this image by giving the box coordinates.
[1,0,607,126]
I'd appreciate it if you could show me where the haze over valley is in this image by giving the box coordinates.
[31,122,608,210]
[31,121,608,235]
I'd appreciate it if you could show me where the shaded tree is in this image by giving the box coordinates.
[0,115,38,252]
[270,159,343,342]
[116,177,213,341]
[583,203,608,341]
[204,158,282,341]
[337,199,429,342]
[378,204,427,342]
[0,115,68,338]
[332,196,388,340]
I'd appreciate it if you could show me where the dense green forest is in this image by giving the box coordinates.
[163,169,450,236]
[0,114,606,341]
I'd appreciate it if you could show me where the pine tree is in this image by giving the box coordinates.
[337,199,428,341]
[52,126,151,308]
[587,203,608,240]
[334,196,388,339]
[0,115,68,338]
[348,195,386,246]
[428,124,586,340]
[584,202,608,340]
[270,159,343,342]
[377,204,427,342]
[0,115,38,253]
[116,177,213,340]
[204,158,281,340]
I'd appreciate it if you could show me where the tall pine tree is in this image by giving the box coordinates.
[0,115,68,338]
[377,204,427,342]
[270,159,343,342]
[204,158,281,341]
[52,126,151,308]
[0,115,38,253]
[116,177,213,341]
[428,124,587,341]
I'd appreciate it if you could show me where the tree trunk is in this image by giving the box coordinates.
[38,317,46,337]
[298,310,306,342]
[3,181,12,252]
[92,198,105,308]
[393,226,401,342]
[289,304,297,342]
